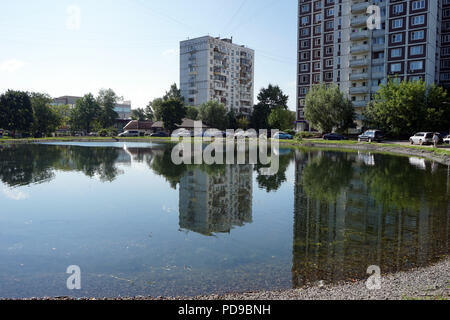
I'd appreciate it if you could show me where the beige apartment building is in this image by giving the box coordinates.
[180,36,255,116]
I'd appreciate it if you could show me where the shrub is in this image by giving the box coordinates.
[300,131,322,139]
[294,132,303,141]
[98,129,109,137]
[285,129,296,136]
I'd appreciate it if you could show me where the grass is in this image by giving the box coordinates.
[402,296,449,301]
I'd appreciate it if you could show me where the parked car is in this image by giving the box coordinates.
[443,135,450,144]
[172,129,192,138]
[358,130,384,143]
[323,133,348,141]
[409,132,434,145]
[88,132,98,137]
[437,132,449,143]
[203,129,224,138]
[273,132,294,140]
[149,132,169,138]
[118,130,139,137]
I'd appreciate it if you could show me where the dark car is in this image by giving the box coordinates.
[358,130,384,143]
[323,133,348,141]
[150,132,169,138]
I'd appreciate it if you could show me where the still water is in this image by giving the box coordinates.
[0,142,448,298]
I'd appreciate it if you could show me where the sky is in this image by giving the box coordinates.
[0,0,298,110]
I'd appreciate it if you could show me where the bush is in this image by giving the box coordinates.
[108,128,118,137]
[294,132,303,141]
[98,129,109,137]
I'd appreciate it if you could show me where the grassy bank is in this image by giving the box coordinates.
[1,136,449,157]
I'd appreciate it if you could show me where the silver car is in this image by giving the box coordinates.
[409,132,434,145]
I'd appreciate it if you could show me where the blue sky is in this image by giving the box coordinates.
[0,0,298,110]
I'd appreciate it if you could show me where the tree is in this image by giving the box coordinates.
[227,109,238,130]
[29,92,61,137]
[268,106,296,131]
[186,106,199,120]
[304,84,355,133]
[96,89,119,128]
[256,84,289,110]
[237,116,250,130]
[198,101,229,130]
[148,98,164,121]
[160,98,186,132]
[50,104,71,127]
[0,90,34,137]
[251,84,289,130]
[131,108,147,121]
[163,83,183,101]
[144,101,155,121]
[70,93,100,133]
[364,79,450,136]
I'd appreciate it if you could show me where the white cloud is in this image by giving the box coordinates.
[2,187,29,201]
[0,59,25,73]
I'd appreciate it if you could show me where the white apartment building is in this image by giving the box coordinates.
[297,0,443,131]
[180,36,255,116]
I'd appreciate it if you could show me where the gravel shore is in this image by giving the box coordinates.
[175,258,450,301]
[14,258,449,301]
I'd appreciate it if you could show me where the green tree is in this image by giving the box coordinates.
[186,106,199,120]
[227,109,238,130]
[131,108,147,121]
[198,101,229,130]
[148,98,164,121]
[268,106,296,131]
[96,89,119,128]
[163,83,183,101]
[0,90,34,137]
[251,84,289,129]
[364,79,450,136]
[29,93,61,137]
[50,104,71,127]
[70,93,100,133]
[304,84,355,133]
[144,101,155,121]
[237,116,250,130]
[160,98,186,132]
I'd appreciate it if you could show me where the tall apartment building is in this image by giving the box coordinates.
[296,0,447,131]
[180,36,255,116]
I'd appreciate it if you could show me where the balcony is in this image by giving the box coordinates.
[349,87,369,94]
[372,43,385,52]
[372,58,384,65]
[351,2,370,14]
[350,73,369,81]
[372,72,385,79]
[352,100,369,107]
[351,16,368,27]
[350,30,369,41]
[349,58,369,67]
[350,44,369,54]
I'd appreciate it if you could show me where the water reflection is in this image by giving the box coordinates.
[0,143,448,296]
[292,150,449,287]
[179,165,253,236]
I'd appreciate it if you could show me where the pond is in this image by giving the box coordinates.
[0,142,448,298]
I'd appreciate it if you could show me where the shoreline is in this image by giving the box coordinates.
[1,137,449,166]
[9,258,449,300]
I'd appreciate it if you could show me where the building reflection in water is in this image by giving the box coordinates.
[292,150,450,288]
[179,165,253,236]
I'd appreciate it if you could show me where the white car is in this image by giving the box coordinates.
[409,132,434,145]
[172,129,192,138]
[119,130,139,137]
[444,135,450,144]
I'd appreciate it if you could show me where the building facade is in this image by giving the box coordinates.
[52,96,132,119]
[180,36,255,116]
[296,0,446,131]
